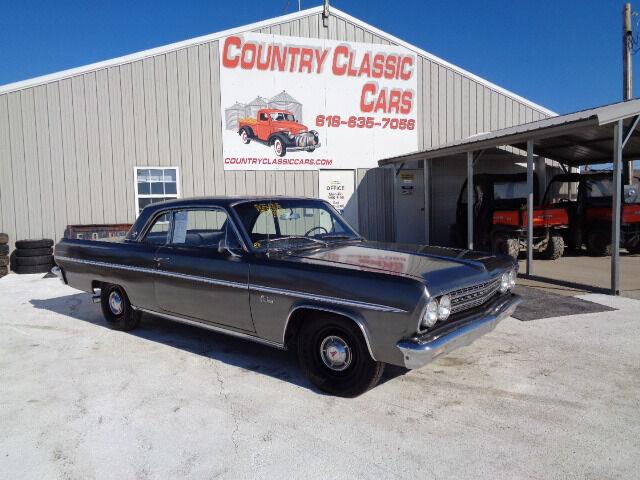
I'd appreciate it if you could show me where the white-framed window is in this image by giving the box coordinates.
[134,167,180,216]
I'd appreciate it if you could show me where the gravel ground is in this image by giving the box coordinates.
[1,274,639,479]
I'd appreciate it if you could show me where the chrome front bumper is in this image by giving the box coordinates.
[396,294,522,369]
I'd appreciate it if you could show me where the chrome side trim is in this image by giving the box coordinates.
[283,304,377,360]
[56,256,406,314]
[251,284,406,313]
[133,306,285,350]
[55,256,248,290]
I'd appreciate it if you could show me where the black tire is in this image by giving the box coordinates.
[0,245,8,256]
[14,247,52,257]
[0,233,8,244]
[14,255,54,266]
[539,234,565,260]
[100,284,141,331]
[273,137,287,157]
[13,263,54,274]
[586,230,612,256]
[0,256,8,267]
[296,313,385,397]
[0,265,8,276]
[15,239,54,249]
[492,234,520,260]
[239,128,251,144]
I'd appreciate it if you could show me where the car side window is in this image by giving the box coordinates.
[170,209,241,249]
[259,112,268,121]
[142,213,171,245]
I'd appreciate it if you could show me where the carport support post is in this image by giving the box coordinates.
[526,140,534,275]
[611,120,623,295]
[467,151,474,250]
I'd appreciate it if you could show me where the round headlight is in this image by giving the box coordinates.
[499,271,510,293]
[437,294,451,321]
[508,269,517,288]
[422,298,439,328]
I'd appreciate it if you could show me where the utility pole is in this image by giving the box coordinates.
[623,3,634,184]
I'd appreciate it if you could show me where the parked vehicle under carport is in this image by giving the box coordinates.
[452,173,569,260]
[543,172,640,256]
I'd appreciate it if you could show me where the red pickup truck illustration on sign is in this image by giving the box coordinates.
[238,109,321,157]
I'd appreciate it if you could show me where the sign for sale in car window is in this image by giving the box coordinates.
[219,32,418,170]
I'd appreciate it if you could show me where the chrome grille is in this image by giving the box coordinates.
[449,277,501,314]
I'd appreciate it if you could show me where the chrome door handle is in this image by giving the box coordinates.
[154,257,170,266]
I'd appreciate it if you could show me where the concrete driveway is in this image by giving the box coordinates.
[1,274,638,479]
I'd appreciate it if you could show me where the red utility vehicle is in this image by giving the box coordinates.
[543,172,640,255]
[238,109,320,157]
[453,173,569,260]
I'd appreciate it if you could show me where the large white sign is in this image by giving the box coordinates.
[219,32,418,170]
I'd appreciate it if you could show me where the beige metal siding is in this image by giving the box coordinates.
[0,10,550,248]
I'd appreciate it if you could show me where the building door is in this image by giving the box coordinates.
[394,169,426,244]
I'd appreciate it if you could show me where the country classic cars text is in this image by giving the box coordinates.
[221,35,415,114]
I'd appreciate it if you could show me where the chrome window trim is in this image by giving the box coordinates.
[137,205,250,253]
[132,306,285,349]
[55,256,406,314]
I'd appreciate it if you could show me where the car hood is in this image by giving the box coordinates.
[272,121,308,134]
[288,241,514,295]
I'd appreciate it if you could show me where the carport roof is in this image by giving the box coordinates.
[379,99,640,167]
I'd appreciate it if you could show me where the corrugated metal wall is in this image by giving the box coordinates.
[0,10,549,248]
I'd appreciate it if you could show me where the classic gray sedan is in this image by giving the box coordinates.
[54,197,521,397]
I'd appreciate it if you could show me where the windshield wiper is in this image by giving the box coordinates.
[266,236,328,248]
[321,234,360,241]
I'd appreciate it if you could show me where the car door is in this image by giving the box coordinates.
[256,111,271,140]
[152,207,254,332]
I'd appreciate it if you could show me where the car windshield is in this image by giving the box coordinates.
[270,112,295,121]
[544,180,578,204]
[232,199,360,252]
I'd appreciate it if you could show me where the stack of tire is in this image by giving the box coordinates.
[0,233,9,278]
[11,239,55,274]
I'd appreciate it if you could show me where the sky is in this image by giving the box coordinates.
[0,0,635,117]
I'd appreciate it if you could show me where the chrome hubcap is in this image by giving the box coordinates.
[275,141,282,154]
[320,335,352,371]
[108,291,123,315]
[241,131,247,142]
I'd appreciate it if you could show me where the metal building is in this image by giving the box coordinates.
[0,5,554,250]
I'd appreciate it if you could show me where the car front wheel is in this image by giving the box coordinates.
[273,138,286,157]
[100,284,141,331]
[296,314,385,397]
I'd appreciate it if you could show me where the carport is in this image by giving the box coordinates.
[380,99,640,295]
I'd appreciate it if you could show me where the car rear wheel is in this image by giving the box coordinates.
[539,233,565,260]
[492,233,520,260]
[100,284,141,331]
[586,230,612,256]
[273,138,286,157]
[296,314,384,397]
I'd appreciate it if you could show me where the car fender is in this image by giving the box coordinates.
[239,126,254,138]
[283,303,377,361]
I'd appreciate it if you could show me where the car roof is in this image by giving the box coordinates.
[549,172,613,182]
[130,196,320,238]
[144,195,314,210]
